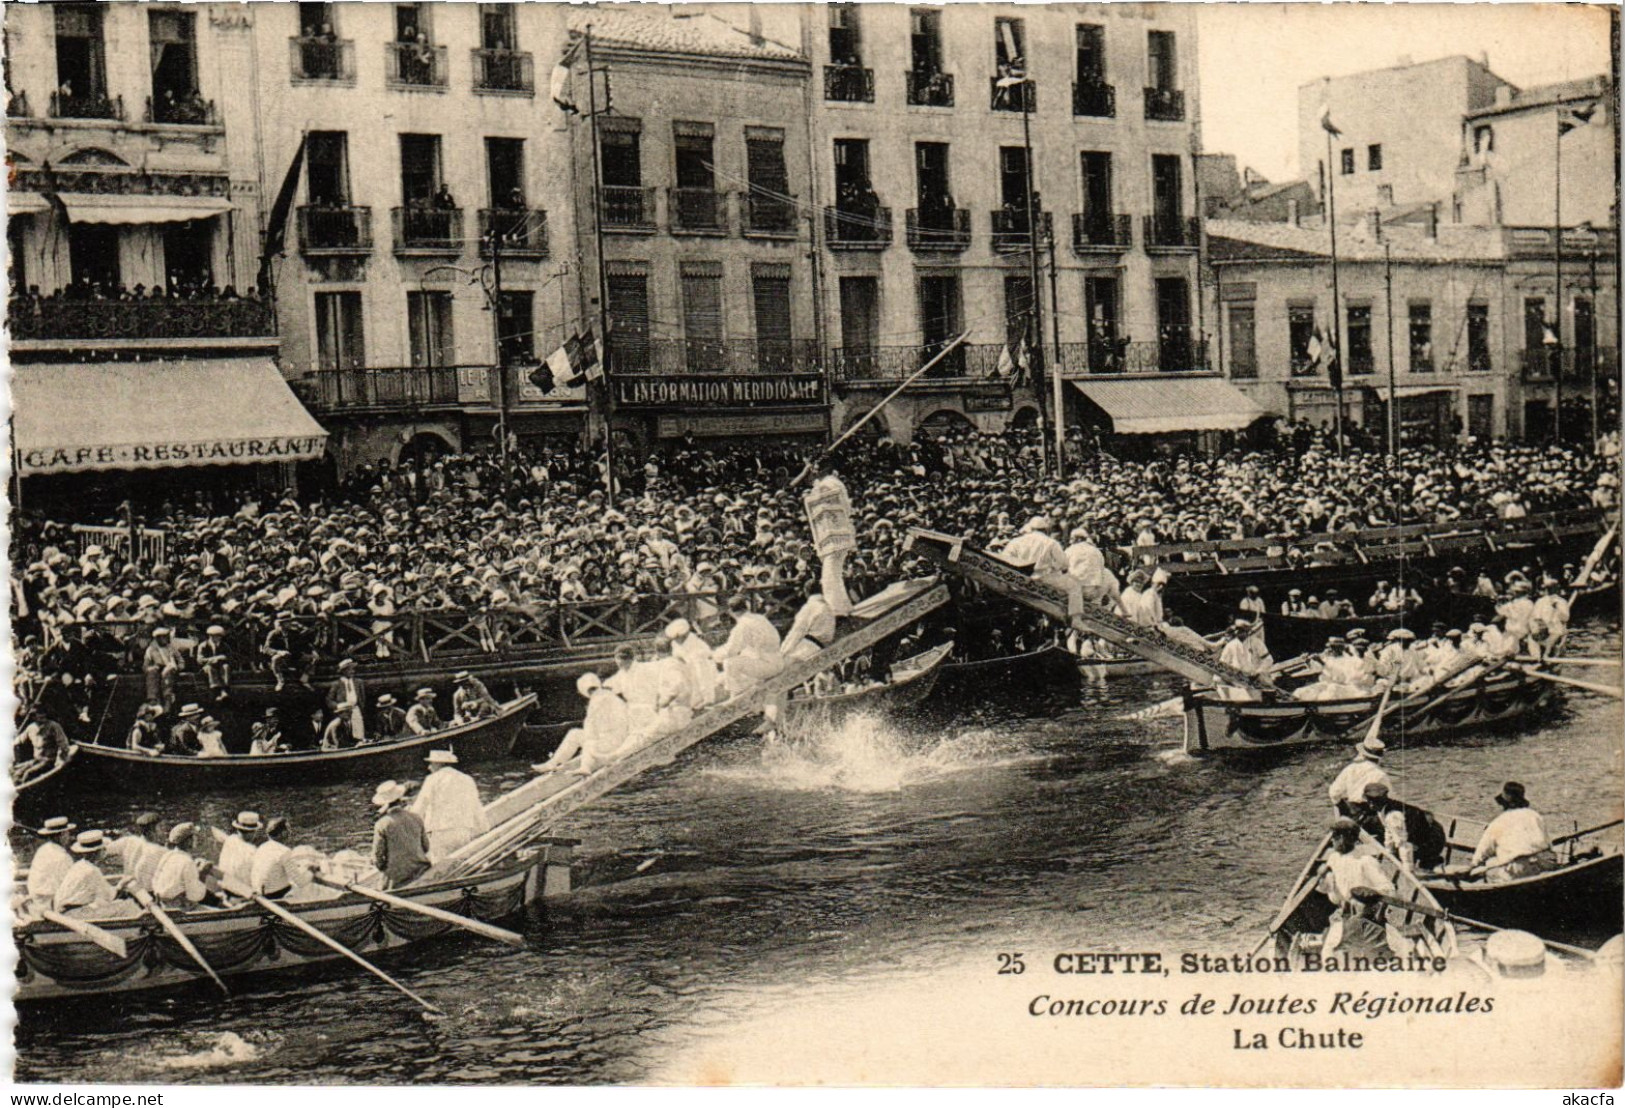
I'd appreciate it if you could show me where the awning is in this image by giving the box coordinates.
[1069,377,1270,434]
[14,359,328,476]
[60,193,234,225]
[1377,384,1460,399]
[8,193,49,215]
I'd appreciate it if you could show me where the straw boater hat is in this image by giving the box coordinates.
[36,816,76,838]
[377,694,397,707]
[178,703,203,719]
[72,830,108,855]
[415,688,436,701]
[233,811,264,833]
[371,780,409,809]
[206,625,226,636]
[1355,736,1386,762]
[337,658,357,672]
[426,749,459,766]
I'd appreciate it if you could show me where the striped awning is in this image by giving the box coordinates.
[1070,377,1271,434]
[7,192,233,223]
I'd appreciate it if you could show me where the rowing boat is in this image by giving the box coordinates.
[1258,608,1413,658]
[61,694,538,794]
[12,746,78,824]
[786,642,953,724]
[1182,669,1552,755]
[1420,812,1623,936]
[13,842,574,1003]
[1073,649,1162,678]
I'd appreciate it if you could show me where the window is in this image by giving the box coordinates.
[1076,24,1106,83]
[1086,275,1121,370]
[149,10,200,121]
[399,134,442,205]
[1079,152,1113,238]
[681,263,725,372]
[295,3,344,81]
[307,131,351,205]
[1574,297,1595,363]
[486,138,525,208]
[915,142,953,222]
[1473,125,1494,154]
[497,291,533,366]
[1346,304,1373,374]
[298,1,335,36]
[600,127,641,188]
[480,4,516,51]
[1523,297,1548,352]
[1340,148,1355,175]
[1288,303,1317,375]
[163,220,213,291]
[1468,302,1491,371]
[315,291,365,371]
[829,4,861,65]
[53,5,108,112]
[839,277,879,356]
[1367,144,1383,172]
[1408,302,1433,372]
[1004,274,1034,353]
[1147,31,1177,91]
[407,290,454,367]
[1468,394,1494,439]
[833,138,875,211]
[7,220,26,295]
[1227,304,1257,379]
[395,4,428,43]
[999,146,1031,209]
[68,225,120,291]
[606,270,650,371]
[918,274,964,374]
[752,263,794,369]
[910,10,943,74]
[1152,154,1183,223]
[1156,277,1192,369]
[745,128,792,232]
[995,17,1026,70]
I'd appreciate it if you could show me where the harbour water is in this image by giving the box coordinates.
[13,620,1621,1084]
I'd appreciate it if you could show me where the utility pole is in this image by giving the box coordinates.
[582,25,617,506]
[1046,231,1065,479]
[1384,242,1397,458]
[1553,110,1565,444]
[1017,72,1053,474]
[1324,127,1345,455]
[488,222,510,468]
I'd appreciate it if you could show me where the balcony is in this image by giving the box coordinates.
[1522,347,1619,384]
[386,42,448,89]
[1143,214,1200,251]
[290,36,356,83]
[600,186,657,232]
[990,77,1036,113]
[391,206,463,254]
[1348,355,1376,377]
[905,70,954,107]
[991,210,1053,254]
[48,90,124,121]
[668,187,728,235]
[145,94,217,126]
[831,344,1009,382]
[824,205,892,250]
[479,208,549,256]
[607,337,823,376]
[472,48,534,95]
[1072,80,1116,118]
[906,208,972,253]
[824,64,874,103]
[741,193,798,238]
[1072,213,1133,253]
[298,205,373,255]
[1504,225,1619,261]
[1144,86,1185,122]
[1059,338,1210,375]
[6,295,276,343]
[298,366,464,413]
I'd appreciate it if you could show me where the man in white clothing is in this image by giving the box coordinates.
[538,672,631,776]
[1318,818,1395,908]
[214,811,263,888]
[106,811,168,895]
[24,816,77,906]
[250,816,295,898]
[781,585,837,664]
[666,618,719,709]
[1000,516,1068,579]
[1064,527,1109,605]
[151,822,210,908]
[1471,782,1554,882]
[53,830,138,919]
[412,749,490,862]
[715,594,785,696]
[1327,736,1392,817]
[648,638,696,737]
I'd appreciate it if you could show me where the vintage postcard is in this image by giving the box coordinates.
[5,0,1621,1089]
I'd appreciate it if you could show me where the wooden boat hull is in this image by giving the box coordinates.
[1259,609,1412,659]
[11,746,78,825]
[786,642,952,725]
[14,849,561,1003]
[1424,851,1624,935]
[62,695,537,795]
[935,642,1079,694]
[1182,671,1551,755]
[1074,653,1163,678]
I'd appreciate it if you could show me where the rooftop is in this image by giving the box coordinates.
[567,8,803,63]
[1207,218,1507,264]
[1465,74,1610,120]
[1297,53,1507,93]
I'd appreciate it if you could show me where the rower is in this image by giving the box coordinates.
[1469,782,1556,883]
[250,816,295,898]
[151,822,212,909]
[1327,736,1391,818]
[54,830,140,920]
[23,816,77,907]
[412,749,489,862]
[214,811,262,887]
[371,780,431,890]
[106,811,167,895]
[1063,527,1110,606]
[284,846,344,904]
[406,687,444,735]
[1353,782,1413,870]
[1315,818,1395,957]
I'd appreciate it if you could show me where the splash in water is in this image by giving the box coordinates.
[708,713,1029,794]
[143,1031,266,1073]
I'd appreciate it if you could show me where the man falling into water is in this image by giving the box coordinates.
[804,456,857,618]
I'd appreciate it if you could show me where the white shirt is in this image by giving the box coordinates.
[53,858,116,912]
[1321,849,1395,906]
[151,848,207,903]
[1472,807,1550,868]
[717,612,781,661]
[107,835,167,894]
[218,834,257,888]
[1327,758,1392,807]
[1064,540,1106,585]
[251,839,294,894]
[412,767,490,837]
[1001,531,1067,576]
[27,841,74,901]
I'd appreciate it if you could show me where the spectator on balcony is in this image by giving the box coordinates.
[433,183,458,211]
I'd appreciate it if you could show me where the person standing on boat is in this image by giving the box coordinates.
[374,694,408,740]
[23,816,77,906]
[412,749,489,862]
[406,688,444,735]
[214,811,262,888]
[1470,782,1556,883]
[1328,737,1391,817]
[805,456,857,617]
[325,658,367,744]
[372,780,431,889]
[197,624,231,701]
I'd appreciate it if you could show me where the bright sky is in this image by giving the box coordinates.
[1197,3,1615,181]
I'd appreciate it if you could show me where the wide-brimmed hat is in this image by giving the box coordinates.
[72,829,108,854]
[337,658,357,671]
[1361,781,1390,800]
[36,816,77,838]
[415,688,436,701]
[1356,736,1386,761]
[372,780,409,808]
[1494,781,1528,809]
[426,749,459,766]
[206,624,226,636]
[454,671,473,682]
[233,811,264,833]
[377,694,397,707]
[178,703,203,718]
[152,626,172,638]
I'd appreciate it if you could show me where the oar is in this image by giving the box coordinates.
[202,864,444,1017]
[1552,817,1623,847]
[39,907,128,958]
[1251,831,1333,956]
[1354,889,1596,960]
[1541,657,1623,668]
[1361,682,1394,743]
[311,876,524,947]
[1510,665,1624,699]
[132,888,228,996]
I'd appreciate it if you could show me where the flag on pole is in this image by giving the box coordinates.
[39,159,71,228]
[550,63,578,114]
[995,344,1016,379]
[1318,103,1342,137]
[257,134,307,293]
[1558,100,1598,135]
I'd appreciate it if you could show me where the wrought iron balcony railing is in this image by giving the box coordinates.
[298,205,374,255]
[906,207,972,252]
[472,48,534,94]
[990,77,1036,113]
[824,64,875,103]
[600,186,657,231]
[1143,214,1200,250]
[606,337,823,376]
[824,205,892,249]
[145,94,217,125]
[1072,213,1133,252]
[741,193,798,237]
[48,90,123,121]
[668,187,727,234]
[1144,85,1185,122]
[906,69,954,107]
[290,36,355,83]
[6,296,276,342]
[830,343,1011,382]
[1522,347,1619,384]
[1072,80,1115,118]
[392,206,464,253]
[386,41,448,88]
[299,365,464,412]
[991,209,1053,253]
[1059,338,1210,375]
[478,208,549,256]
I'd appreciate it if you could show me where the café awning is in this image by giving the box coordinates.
[60,193,234,225]
[13,359,328,476]
[1069,376,1270,434]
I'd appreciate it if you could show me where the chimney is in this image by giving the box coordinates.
[1287,199,1300,227]
[1366,208,1383,241]
[1478,51,1490,69]
[1424,202,1439,239]
[1377,184,1394,206]
[1495,85,1514,107]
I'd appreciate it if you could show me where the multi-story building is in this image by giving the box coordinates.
[253,1,580,472]
[805,2,1238,443]
[1207,215,1619,444]
[5,2,323,504]
[560,6,827,450]
[1456,75,1615,228]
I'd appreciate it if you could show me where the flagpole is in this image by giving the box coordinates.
[1018,72,1055,475]
[1325,125,1345,456]
[1384,241,1397,458]
[582,25,617,506]
[1553,109,1564,444]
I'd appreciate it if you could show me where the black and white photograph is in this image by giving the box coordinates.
[4,0,1621,1088]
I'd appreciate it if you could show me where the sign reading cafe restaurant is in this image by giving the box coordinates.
[612,374,824,409]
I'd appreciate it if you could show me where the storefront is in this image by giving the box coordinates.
[610,373,829,452]
[1069,375,1272,456]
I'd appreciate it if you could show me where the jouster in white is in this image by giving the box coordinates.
[412,749,490,862]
